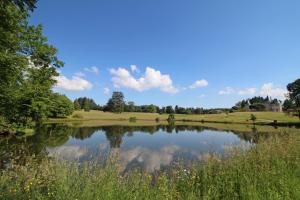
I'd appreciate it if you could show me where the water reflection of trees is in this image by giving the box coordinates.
[72,127,100,140]
[0,124,272,169]
[233,128,270,143]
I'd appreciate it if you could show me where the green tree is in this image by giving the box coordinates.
[76,97,99,110]
[147,104,157,113]
[286,79,300,119]
[166,106,174,114]
[159,107,166,114]
[287,79,300,106]
[127,101,135,112]
[83,98,90,112]
[175,105,179,114]
[250,114,257,124]
[249,103,266,111]
[0,1,63,129]
[49,94,74,118]
[283,99,295,112]
[106,92,125,113]
[4,0,37,11]
[104,99,113,112]
[74,99,81,110]
[167,113,176,126]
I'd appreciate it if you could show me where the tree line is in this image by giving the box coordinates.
[73,97,101,111]
[75,78,300,117]
[75,92,229,114]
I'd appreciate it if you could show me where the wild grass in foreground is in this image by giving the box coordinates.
[1,132,300,200]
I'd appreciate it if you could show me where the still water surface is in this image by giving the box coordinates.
[0,124,258,172]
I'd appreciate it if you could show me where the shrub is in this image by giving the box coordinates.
[155,117,160,123]
[167,114,175,123]
[129,117,137,122]
[250,114,257,124]
[72,114,83,119]
[249,103,266,111]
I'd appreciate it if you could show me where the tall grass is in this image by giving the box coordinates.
[1,132,300,200]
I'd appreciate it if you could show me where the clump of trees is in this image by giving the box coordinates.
[233,96,281,112]
[0,0,74,132]
[73,97,101,112]
[283,79,300,118]
[103,92,125,113]
[48,94,74,118]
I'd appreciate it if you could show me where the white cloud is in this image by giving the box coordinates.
[48,145,87,161]
[198,94,206,98]
[260,83,287,99]
[238,88,257,96]
[84,66,99,75]
[218,83,286,99]
[181,87,188,91]
[74,71,85,77]
[103,87,110,95]
[130,65,139,73]
[55,74,93,91]
[189,79,208,89]
[119,145,180,172]
[219,87,235,95]
[110,67,178,94]
[219,87,256,96]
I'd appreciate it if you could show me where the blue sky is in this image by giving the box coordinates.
[30,0,300,108]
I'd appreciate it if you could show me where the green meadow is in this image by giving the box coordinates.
[48,110,300,125]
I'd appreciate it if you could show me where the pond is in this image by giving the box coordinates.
[0,124,274,172]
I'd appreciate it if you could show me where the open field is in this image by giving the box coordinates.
[1,131,300,200]
[47,110,300,125]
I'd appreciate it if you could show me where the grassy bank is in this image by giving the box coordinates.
[44,119,300,135]
[47,110,300,126]
[1,131,300,200]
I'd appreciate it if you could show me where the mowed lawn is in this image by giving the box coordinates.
[49,110,299,124]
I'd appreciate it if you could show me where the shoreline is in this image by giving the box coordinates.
[46,110,300,127]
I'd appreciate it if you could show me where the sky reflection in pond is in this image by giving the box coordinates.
[46,125,252,172]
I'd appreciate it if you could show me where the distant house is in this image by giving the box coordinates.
[243,101,251,111]
[234,97,282,112]
[263,102,282,112]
